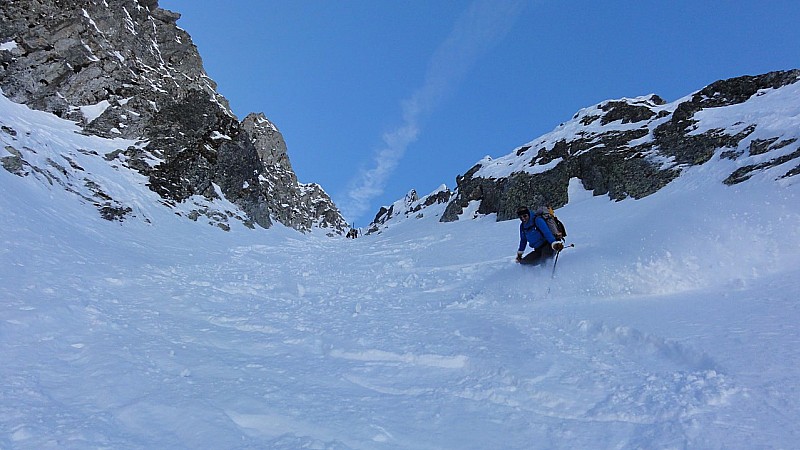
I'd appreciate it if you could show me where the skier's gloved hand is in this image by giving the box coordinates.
[516,251,523,262]
[551,241,564,252]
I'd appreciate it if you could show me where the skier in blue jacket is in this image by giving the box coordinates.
[516,206,564,265]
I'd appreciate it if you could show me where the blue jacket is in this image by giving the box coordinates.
[518,210,557,252]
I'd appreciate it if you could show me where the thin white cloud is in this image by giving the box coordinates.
[340,0,527,222]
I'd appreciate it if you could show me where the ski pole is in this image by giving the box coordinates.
[545,244,574,297]
[550,243,574,279]
[550,250,561,279]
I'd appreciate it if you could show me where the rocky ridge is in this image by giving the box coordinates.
[366,186,452,234]
[369,70,800,232]
[0,0,346,233]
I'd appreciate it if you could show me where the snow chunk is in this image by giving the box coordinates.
[210,131,232,141]
[80,100,111,123]
[0,40,18,51]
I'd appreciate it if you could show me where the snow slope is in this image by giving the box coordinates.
[2,94,800,449]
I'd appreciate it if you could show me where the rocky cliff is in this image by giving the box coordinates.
[0,0,347,233]
[369,70,799,232]
[366,186,452,234]
[439,70,800,222]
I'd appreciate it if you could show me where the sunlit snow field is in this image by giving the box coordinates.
[2,93,800,448]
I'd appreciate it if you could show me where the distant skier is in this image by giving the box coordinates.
[515,206,564,265]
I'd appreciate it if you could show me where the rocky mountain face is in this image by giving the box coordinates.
[440,70,800,222]
[368,70,800,232]
[366,186,452,234]
[0,0,347,233]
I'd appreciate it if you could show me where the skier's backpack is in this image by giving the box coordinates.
[533,206,567,240]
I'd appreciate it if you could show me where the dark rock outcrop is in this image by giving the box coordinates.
[0,0,346,233]
[441,70,800,222]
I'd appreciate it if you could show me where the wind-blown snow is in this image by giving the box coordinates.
[2,94,800,449]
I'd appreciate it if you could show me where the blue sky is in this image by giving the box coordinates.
[158,0,799,225]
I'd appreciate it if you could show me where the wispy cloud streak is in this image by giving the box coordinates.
[340,0,527,222]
